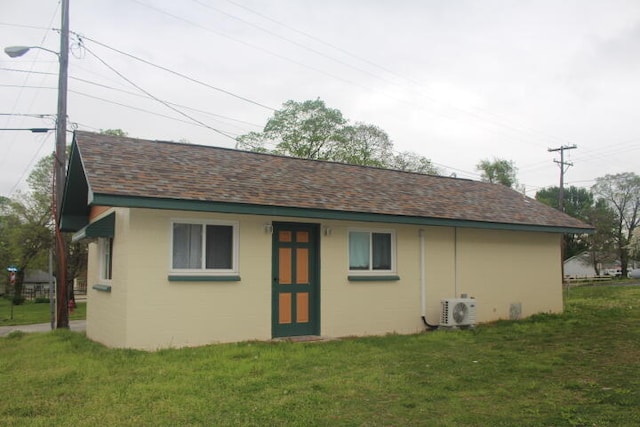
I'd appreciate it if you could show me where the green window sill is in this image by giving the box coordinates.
[348,275,400,282]
[92,284,112,292]
[168,275,241,282]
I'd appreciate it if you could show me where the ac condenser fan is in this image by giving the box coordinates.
[452,302,469,324]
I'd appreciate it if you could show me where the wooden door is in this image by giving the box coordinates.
[272,223,319,338]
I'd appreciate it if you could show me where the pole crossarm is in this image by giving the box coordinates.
[548,144,578,212]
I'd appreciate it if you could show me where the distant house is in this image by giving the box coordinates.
[61,131,592,350]
[22,269,55,300]
[563,251,598,278]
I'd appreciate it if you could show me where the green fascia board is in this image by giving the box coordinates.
[71,212,115,242]
[92,284,112,292]
[61,215,90,233]
[90,193,593,234]
[168,275,241,282]
[348,275,401,282]
[60,138,91,232]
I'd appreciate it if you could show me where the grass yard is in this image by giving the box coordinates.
[1,285,639,426]
[0,298,86,326]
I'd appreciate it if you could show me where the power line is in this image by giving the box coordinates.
[75,33,276,112]
[220,0,569,148]
[81,44,238,141]
[69,90,241,136]
[0,78,261,129]
[0,4,60,172]
[0,22,52,31]
[6,131,54,197]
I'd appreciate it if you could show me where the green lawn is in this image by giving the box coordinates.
[0,299,86,326]
[1,286,639,426]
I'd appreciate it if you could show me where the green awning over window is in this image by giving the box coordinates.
[72,212,115,242]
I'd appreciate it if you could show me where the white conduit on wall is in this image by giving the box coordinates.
[419,229,426,320]
[454,227,458,298]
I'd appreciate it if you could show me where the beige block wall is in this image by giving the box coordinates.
[319,221,424,337]
[122,209,273,350]
[86,208,129,348]
[455,228,563,320]
[85,208,563,350]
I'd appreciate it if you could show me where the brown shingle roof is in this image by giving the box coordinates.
[70,131,591,231]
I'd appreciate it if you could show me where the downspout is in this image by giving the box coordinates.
[420,229,438,329]
[454,227,458,298]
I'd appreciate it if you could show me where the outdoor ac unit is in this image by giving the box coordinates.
[440,298,477,327]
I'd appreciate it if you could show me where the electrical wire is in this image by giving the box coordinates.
[69,89,240,136]
[0,75,261,130]
[218,0,569,148]
[81,44,238,141]
[6,131,54,197]
[74,33,276,112]
[0,4,60,172]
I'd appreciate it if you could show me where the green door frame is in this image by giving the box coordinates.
[271,222,320,338]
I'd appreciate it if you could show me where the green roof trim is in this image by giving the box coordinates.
[71,212,115,242]
[89,193,592,234]
[348,275,401,282]
[60,138,91,231]
[168,275,241,282]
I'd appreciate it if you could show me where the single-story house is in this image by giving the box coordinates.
[563,251,599,279]
[61,131,592,350]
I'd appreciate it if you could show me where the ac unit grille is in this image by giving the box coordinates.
[440,298,477,327]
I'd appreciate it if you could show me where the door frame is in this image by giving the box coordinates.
[271,222,321,338]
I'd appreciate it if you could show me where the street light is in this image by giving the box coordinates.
[0,128,56,133]
[3,0,70,329]
[4,45,59,58]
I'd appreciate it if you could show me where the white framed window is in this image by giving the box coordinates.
[170,220,239,274]
[348,229,395,273]
[98,237,113,281]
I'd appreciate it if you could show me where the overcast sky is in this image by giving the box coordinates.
[1,0,639,199]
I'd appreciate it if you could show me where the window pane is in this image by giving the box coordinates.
[173,223,202,269]
[101,238,113,280]
[349,231,370,270]
[205,225,233,269]
[372,233,391,270]
[105,238,113,280]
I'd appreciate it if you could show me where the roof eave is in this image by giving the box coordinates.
[88,193,593,234]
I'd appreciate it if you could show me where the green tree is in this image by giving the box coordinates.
[7,155,55,302]
[238,99,347,160]
[592,172,640,276]
[100,128,128,137]
[1,153,87,303]
[237,98,439,174]
[333,123,393,167]
[585,199,618,275]
[476,158,518,187]
[628,228,640,261]
[389,151,440,175]
[536,186,594,260]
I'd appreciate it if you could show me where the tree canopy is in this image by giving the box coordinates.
[476,158,518,187]
[1,152,87,303]
[592,172,640,276]
[237,99,439,174]
[535,185,616,266]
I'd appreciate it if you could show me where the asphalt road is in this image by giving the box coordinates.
[0,320,86,337]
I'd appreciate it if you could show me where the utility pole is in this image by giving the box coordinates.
[55,0,70,329]
[548,144,577,293]
[547,144,577,212]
